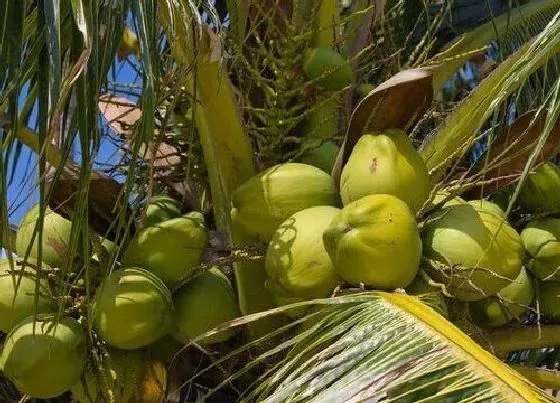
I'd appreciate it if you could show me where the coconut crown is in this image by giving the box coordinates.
[422,203,523,301]
[231,163,339,242]
[339,129,431,212]
[0,316,86,399]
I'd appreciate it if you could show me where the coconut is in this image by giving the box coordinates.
[15,204,73,268]
[265,206,342,313]
[0,316,86,399]
[71,347,166,403]
[92,267,174,350]
[123,212,208,288]
[538,281,560,322]
[173,268,240,345]
[519,162,560,213]
[323,194,421,289]
[144,194,182,228]
[340,130,431,212]
[298,141,340,174]
[0,259,54,332]
[422,203,523,301]
[469,267,534,327]
[231,163,339,242]
[520,218,560,281]
[302,47,354,91]
[71,348,146,402]
[468,199,506,219]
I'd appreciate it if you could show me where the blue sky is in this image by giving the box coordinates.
[2,26,142,262]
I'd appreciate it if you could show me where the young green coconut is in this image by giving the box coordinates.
[467,199,507,219]
[123,212,208,288]
[518,162,560,213]
[538,281,560,322]
[92,267,174,350]
[298,141,340,174]
[231,163,339,242]
[15,204,74,269]
[265,206,343,316]
[302,47,354,91]
[520,217,560,281]
[71,347,166,403]
[422,203,523,301]
[469,267,534,327]
[144,194,182,228]
[0,316,86,399]
[339,129,431,212]
[173,267,240,345]
[323,194,421,289]
[0,259,54,332]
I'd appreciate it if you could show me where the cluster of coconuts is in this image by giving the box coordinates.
[0,195,240,400]
[232,128,560,332]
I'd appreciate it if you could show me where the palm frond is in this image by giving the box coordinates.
[187,293,554,402]
[421,9,560,177]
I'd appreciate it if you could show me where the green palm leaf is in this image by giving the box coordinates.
[197,293,554,402]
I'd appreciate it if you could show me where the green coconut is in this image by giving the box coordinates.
[422,203,523,301]
[519,162,560,213]
[302,47,354,91]
[520,218,560,281]
[173,268,240,345]
[92,267,174,350]
[469,267,534,327]
[468,199,506,219]
[265,206,343,314]
[123,212,208,288]
[0,316,86,399]
[323,194,421,289]
[15,204,73,268]
[231,163,339,242]
[538,281,560,322]
[298,141,340,174]
[70,347,165,403]
[144,194,182,228]
[340,130,431,212]
[0,259,54,332]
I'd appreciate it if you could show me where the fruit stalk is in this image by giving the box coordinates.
[509,364,560,390]
[488,326,560,353]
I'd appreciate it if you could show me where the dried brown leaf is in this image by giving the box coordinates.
[463,112,560,198]
[332,68,434,185]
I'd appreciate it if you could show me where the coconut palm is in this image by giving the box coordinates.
[3,0,560,401]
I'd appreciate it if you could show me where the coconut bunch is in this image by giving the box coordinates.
[1,194,240,401]
[6,131,560,400]
[229,127,550,336]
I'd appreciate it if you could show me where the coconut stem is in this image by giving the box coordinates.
[509,364,560,390]
[488,326,560,353]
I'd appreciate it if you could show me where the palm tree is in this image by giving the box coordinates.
[3,0,560,401]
